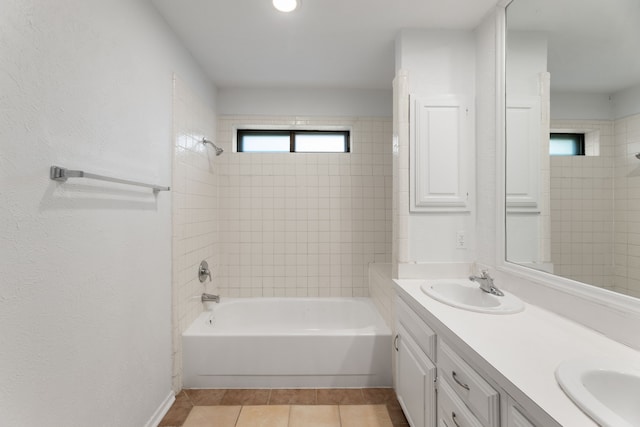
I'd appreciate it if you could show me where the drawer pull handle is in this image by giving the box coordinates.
[452,371,470,391]
[394,334,399,351]
[451,411,462,427]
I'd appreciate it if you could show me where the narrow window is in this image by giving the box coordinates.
[237,130,291,152]
[549,133,585,156]
[237,129,350,153]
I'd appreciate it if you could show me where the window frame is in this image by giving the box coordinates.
[236,129,351,153]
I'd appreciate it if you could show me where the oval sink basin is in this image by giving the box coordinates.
[420,279,524,314]
[556,359,640,427]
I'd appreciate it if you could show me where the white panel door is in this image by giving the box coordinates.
[410,95,471,212]
[396,324,436,427]
[506,97,541,211]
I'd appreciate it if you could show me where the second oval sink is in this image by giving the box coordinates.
[556,359,640,427]
[420,279,524,314]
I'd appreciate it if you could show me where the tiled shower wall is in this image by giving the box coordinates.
[215,115,393,297]
[171,76,219,392]
[614,112,640,298]
[545,115,640,298]
[549,119,614,289]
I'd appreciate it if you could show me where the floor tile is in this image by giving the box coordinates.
[220,389,271,405]
[181,406,241,427]
[185,389,227,406]
[269,389,317,405]
[339,404,393,427]
[289,405,341,427]
[316,388,365,405]
[158,391,193,427]
[235,405,290,427]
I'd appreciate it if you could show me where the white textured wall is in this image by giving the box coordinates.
[614,112,640,298]
[613,84,640,120]
[395,30,476,263]
[552,92,613,121]
[217,88,392,117]
[0,1,215,426]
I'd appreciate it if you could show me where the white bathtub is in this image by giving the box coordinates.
[182,297,392,388]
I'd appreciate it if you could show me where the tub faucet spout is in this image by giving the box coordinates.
[201,293,220,303]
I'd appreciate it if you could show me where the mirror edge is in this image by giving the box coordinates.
[494,1,640,317]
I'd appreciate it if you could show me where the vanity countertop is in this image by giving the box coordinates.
[394,278,640,427]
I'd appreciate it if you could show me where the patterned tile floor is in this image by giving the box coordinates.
[159,388,409,427]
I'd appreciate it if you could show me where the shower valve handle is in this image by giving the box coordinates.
[198,260,212,282]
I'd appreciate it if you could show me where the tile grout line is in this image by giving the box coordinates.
[232,404,242,427]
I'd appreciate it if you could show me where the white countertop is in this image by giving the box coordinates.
[394,279,640,427]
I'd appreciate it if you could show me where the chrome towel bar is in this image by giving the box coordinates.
[49,166,170,192]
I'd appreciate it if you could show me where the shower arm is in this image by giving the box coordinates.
[202,138,223,156]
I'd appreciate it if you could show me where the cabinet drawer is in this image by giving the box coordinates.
[437,378,483,427]
[438,340,500,427]
[396,297,437,360]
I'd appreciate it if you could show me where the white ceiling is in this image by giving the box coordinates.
[150,0,499,90]
[507,0,640,94]
[151,0,639,94]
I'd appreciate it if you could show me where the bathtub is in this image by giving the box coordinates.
[182,297,392,388]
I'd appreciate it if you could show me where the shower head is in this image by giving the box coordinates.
[202,138,223,156]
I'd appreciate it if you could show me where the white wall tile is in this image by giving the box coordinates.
[171,77,219,392]
[215,115,392,298]
[550,119,615,288]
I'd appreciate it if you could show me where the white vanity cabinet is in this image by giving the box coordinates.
[395,298,437,427]
[395,295,546,427]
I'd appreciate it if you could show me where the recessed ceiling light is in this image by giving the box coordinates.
[272,0,298,13]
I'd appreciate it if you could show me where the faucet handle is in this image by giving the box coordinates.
[469,270,491,281]
[198,260,212,282]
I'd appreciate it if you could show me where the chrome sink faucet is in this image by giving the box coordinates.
[469,270,504,296]
[201,293,220,303]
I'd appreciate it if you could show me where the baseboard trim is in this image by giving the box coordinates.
[145,390,175,427]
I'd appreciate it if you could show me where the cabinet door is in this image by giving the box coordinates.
[506,398,538,427]
[396,324,437,427]
[409,94,472,213]
[506,97,542,211]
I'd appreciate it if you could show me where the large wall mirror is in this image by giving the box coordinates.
[505,0,640,299]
